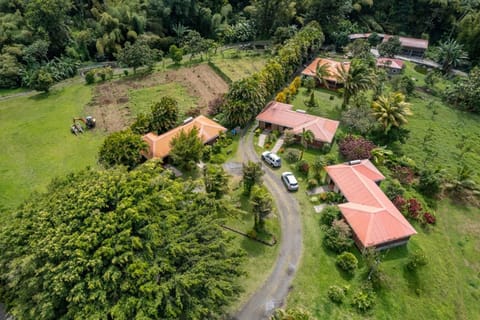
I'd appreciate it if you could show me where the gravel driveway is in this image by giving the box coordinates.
[234,127,303,320]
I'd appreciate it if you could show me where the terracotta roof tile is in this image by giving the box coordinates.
[142,115,226,159]
[326,160,416,248]
[256,101,339,143]
[376,58,405,70]
[301,58,350,83]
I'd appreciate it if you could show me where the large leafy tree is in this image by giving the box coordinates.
[24,0,72,56]
[336,59,375,108]
[458,11,480,65]
[371,92,413,133]
[150,96,179,135]
[115,40,156,73]
[436,39,469,74]
[0,165,245,319]
[378,36,402,58]
[98,129,148,169]
[203,164,230,199]
[242,161,264,196]
[250,185,273,231]
[444,66,480,112]
[169,127,204,171]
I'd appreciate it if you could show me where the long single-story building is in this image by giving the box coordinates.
[142,115,226,160]
[301,58,351,89]
[348,33,429,57]
[325,159,417,251]
[256,101,339,147]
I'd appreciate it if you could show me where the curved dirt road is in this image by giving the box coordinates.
[234,128,303,320]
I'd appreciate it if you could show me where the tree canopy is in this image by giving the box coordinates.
[0,164,245,319]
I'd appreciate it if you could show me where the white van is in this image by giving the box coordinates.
[261,151,281,168]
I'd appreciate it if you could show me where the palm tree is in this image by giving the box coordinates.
[315,61,331,89]
[437,39,468,74]
[371,92,413,133]
[336,60,375,108]
[299,128,314,160]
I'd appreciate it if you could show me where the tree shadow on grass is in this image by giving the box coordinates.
[381,245,409,261]
[28,91,55,101]
[403,267,423,295]
[241,234,268,257]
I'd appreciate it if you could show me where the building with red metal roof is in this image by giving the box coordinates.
[256,101,339,146]
[325,159,417,250]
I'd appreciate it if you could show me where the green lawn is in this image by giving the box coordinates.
[291,87,343,120]
[211,49,270,82]
[0,84,105,211]
[402,93,480,183]
[0,87,28,97]
[127,82,198,120]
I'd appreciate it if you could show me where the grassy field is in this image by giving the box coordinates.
[127,82,198,120]
[0,84,105,211]
[211,49,270,82]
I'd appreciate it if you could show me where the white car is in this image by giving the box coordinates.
[281,172,299,191]
[261,151,281,168]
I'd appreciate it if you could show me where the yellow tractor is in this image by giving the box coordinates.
[71,116,96,135]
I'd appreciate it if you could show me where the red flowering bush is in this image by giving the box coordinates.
[393,195,407,212]
[423,212,436,225]
[339,135,376,161]
[407,198,423,219]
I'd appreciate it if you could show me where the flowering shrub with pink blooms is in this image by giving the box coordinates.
[339,135,376,161]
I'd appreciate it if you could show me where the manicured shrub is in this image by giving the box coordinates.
[406,250,428,271]
[303,77,316,92]
[85,70,95,84]
[285,148,301,163]
[382,178,406,200]
[324,220,353,253]
[352,288,375,312]
[297,159,310,174]
[307,178,318,189]
[320,206,341,226]
[418,168,443,198]
[328,285,346,303]
[339,135,376,161]
[336,251,358,274]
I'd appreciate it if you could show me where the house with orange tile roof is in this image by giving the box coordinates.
[325,159,417,250]
[301,58,350,89]
[376,57,405,74]
[256,101,339,147]
[142,115,227,160]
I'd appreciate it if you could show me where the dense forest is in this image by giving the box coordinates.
[1,0,479,89]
